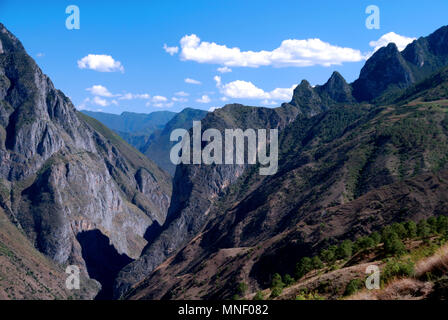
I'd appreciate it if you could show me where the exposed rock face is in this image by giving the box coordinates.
[286,72,355,117]
[353,43,415,101]
[0,23,171,296]
[317,71,355,104]
[114,103,299,297]
[353,25,448,102]
[288,80,325,117]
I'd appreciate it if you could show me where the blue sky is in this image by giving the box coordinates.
[0,0,447,114]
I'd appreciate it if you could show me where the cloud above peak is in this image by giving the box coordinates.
[177,34,364,68]
[78,54,124,72]
[214,76,295,103]
[369,32,416,53]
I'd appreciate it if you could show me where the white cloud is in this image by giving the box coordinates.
[214,75,222,87]
[86,85,114,97]
[152,95,168,102]
[163,44,179,56]
[92,96,109,107]
[185,78,202,85]
[196,95,211,103]
[175,91,189,96]
[148,101,174,108]
[178,34,364,68]
[215,77,295,101]
[36,52,45,58]
[208,106,220,112]
[147,95,173,108]
[119,93,151,100]
[86,85,150,101]
[154,102,174,108]
[220,97,229,102]
[172,97,188,102]
[217,66,232,73]
[369,32,416,53]
[77,54,124,72]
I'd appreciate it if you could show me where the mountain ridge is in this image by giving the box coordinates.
[115,25,448,300]
[0,22,172,299]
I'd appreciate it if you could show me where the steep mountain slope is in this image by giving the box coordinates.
[285,71,355,116]
[0,206,99,299]
[114,78,358,298]
[141,108,208,175]
[114,103,301,297]
[353,25,448,102]
[0,23,171,299]
[82,110,175,151]
[125,67,448,299]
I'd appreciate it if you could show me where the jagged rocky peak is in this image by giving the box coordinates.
[402,25,448,72]
[0,23,96,180]
[317,71,354,103]
[426,25,448,55]
[288,72,355,117]
[352,42,414,102]
[289,80,324,116]
[0,23,25,54]
[353,25,448,102]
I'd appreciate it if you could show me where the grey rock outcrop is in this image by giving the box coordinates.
[0,22,171,295]
[353,25,448,102]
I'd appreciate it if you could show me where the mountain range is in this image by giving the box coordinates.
[84,108,208,175]
[1,22,448,300]
[0,22,171,299]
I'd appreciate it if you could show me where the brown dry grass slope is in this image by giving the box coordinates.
[0,207,98,300]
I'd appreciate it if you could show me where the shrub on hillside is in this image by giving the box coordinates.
[392,222,407,239]
[344,279,364,296]
[283,274,295,286]
[237,282,248,296]
[295,257,313,279]
[271,273,284,289]
[355,236,375,251]
[270,287,282,298]
[418,220,431,238]
[320,247,336,264]
[336,240,353,259]
[382,259,415,284]
[312,256,324,269]
[253,291,264,300]
[370,232,381,245]
[404,221,417,238]
[384,234,406,256]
